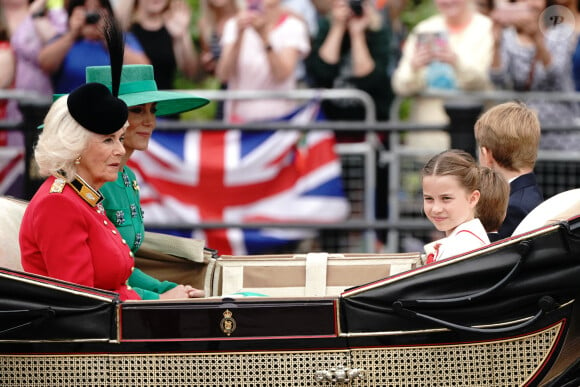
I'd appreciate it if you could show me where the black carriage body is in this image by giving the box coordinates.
[1,219,580,386]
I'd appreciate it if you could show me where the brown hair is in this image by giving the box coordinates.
[421,149,480,194]
[474,101,540,171]
[66,0,114,17]
[476,167,509,232]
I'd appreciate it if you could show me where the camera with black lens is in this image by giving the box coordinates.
[85,12,101,25]
[349,0,363,16]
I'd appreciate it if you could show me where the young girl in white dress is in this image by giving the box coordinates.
[422,149,494,263]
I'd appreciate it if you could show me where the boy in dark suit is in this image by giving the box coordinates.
[474,101,544,241]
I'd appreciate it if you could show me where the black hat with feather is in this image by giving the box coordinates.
[66,17,128,135]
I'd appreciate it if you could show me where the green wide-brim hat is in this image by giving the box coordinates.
[85,65,209,116]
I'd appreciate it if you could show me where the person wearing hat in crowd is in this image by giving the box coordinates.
[18,17,143,301]
[87,63,209,300]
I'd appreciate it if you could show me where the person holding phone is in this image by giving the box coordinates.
[391,0,493,149]
[38,0,149,94]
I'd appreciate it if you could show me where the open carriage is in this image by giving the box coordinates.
[1,195,580,386]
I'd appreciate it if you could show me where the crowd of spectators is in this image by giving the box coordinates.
[1,0,577,127]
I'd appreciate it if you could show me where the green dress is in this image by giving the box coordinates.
[100,167,177,300]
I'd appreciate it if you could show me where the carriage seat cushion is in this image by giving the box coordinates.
[205,252,423,297]
[0,196,28,271]
[513,188,580,236]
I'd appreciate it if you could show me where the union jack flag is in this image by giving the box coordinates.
[128,101,350,255]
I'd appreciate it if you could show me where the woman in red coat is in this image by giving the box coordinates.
[19,81,141,301]
[19,17,141,301]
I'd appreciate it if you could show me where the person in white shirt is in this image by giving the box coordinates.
[215,0,310,123]
[422,149,501,263]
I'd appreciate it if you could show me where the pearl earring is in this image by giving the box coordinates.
[74,156,81,165]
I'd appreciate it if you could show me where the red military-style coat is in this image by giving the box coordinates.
[19,175,141,301]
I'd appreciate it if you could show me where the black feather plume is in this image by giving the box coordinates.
[104,16,125,98]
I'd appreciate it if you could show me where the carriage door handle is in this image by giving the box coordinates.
[314,365,364,384]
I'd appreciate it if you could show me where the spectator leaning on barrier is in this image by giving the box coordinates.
[391,0,493,150]
[474,101,544,240]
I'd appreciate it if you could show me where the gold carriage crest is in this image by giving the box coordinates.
[220,309,237,336]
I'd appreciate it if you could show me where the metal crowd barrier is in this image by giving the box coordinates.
[3,89,580,253]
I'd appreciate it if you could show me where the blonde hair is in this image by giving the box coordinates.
[476,167,509,232]
[474,101,541,171]
[34,96,93,182]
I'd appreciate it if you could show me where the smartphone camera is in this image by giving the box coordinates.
[85,12,101,25]
[349,0,363,16]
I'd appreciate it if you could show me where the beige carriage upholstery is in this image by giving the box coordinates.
[512,188,580,236]
[0,196,28,271]
[204,252,423,297]
[135,232,211,290]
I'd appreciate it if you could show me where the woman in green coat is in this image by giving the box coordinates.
[90,64,209,300]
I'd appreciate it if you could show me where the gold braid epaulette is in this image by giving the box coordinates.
[49,178,66,194]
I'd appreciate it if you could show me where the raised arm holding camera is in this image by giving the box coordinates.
[306,0,392,127]
[38,0,149,94]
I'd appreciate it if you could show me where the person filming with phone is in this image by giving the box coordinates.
[391,0,493,150]
[38,0,149,94]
